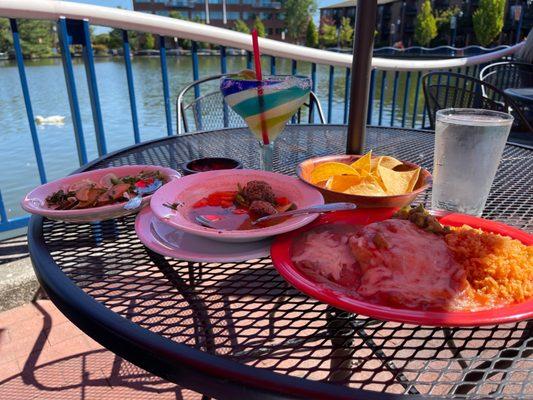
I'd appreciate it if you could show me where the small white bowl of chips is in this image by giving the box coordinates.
[297,151,432,208]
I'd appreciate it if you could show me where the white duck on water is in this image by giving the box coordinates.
[35,115,66,125]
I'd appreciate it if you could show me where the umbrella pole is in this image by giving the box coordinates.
[346,0,378,154]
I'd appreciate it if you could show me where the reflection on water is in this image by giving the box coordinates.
[0,56,414,223]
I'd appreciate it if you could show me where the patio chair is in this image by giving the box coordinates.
[176,73,326,135]
[422,72,533,139]
[480,61,533,91]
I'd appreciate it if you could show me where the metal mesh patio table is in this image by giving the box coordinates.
[28,125,533,399]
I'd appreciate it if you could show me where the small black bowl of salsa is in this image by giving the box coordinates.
[182,157,243,175]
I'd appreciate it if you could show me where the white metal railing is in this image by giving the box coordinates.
[0,0,525,71]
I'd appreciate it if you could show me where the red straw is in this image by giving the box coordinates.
[251,29,269,145]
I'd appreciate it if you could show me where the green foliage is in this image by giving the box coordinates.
[0,18,56,57]
[319,16,337,48]
[338,17,353,48]
[414,0,437,46]
[0,18,11,53]
[284,0,317,43]
[435,6,461,29]
[305,19,318,48]
[139,33,155,50]
[169,11,191,49]
[473,0,505,46]
[253,18,266,37]
[233,19,250,34]
[107,29,126,50]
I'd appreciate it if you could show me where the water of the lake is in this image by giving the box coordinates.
[0,55,413,229]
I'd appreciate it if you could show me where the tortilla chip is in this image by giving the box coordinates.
[326,175,362,192]
[378,165,421,195]
[350,151,372,173]
[310,162,359,184]
[377,156,403,170]
[344,180,386,196]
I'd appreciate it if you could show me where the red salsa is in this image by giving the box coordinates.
[189,181,295,230]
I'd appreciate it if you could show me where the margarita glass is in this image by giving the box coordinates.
[220,71,312,171]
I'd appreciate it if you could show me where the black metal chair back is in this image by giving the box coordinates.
[422,71,533,134]
[480,61,533,91]
[176,73,326,135]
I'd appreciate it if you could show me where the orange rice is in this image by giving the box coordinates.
[444,226,533,305]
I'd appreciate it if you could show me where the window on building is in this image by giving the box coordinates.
[268,28,273,35]
[210,11,223,20]
[259,12,270,19]
[155,10,169,16]
[242,12,253,20]
[242,0,254,4]
[227,12,240,20]
[227,0,240,3]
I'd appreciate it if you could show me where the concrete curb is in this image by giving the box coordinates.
[0,236,41,312]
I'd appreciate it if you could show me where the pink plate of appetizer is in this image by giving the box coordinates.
[22,165,180,223]
[271,205,533,327]
[135,207,271,262]
[151,169,324,243]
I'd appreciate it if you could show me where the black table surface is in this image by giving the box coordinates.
[504,87,533,103]
[28,125,533,400]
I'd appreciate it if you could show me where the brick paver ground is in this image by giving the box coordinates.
[0,300,202,399]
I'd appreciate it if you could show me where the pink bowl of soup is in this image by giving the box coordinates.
[21,165,180,223]
[150,169,325,243]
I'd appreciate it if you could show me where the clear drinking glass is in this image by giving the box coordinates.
[431,108,514,216]
[220,74,311,171]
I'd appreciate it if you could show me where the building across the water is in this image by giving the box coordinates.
[133,0,286,41]
[320,0,533,48]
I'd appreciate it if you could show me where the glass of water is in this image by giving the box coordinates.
[431,108,513,216]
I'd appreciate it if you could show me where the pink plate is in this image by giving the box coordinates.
[135,207,271,262]
[22,165,180,223]
[271,208,533,327]
[151,169,324,243]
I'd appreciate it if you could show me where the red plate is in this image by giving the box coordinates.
[271,208,533,327]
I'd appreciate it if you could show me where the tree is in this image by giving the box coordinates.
[139,33,155,50]
[253,17,266,37]
[338,17,353,48]
[0,18,11,53]
[169,11,191,49]
[305,19,318,48]
[234,19,250,34]
[319,16,337,48]
[284,0,317,43]
[473,0,505,46]
[414,0,437,46]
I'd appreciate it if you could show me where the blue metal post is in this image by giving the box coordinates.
[401,71,411,127]
[191,41,202,129]
[57,17,88,166]
[246,51,252,69]
[10,19,46,184]
[515,7,524,44]
[412,71,422,128]
[122,30,141,143]
[159,36,173,136]
[0,190,8,224]
[81,20,107,155]
[378,71,387,125]
[344,68,351,124]
[390,71,399,126]
[366,69,375,125]
[270,56,276,75]
[327,65,334,123]
[310,63,317,122]
[192,41,200,98]
[220,46,229,127]
[291,60,297,123]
